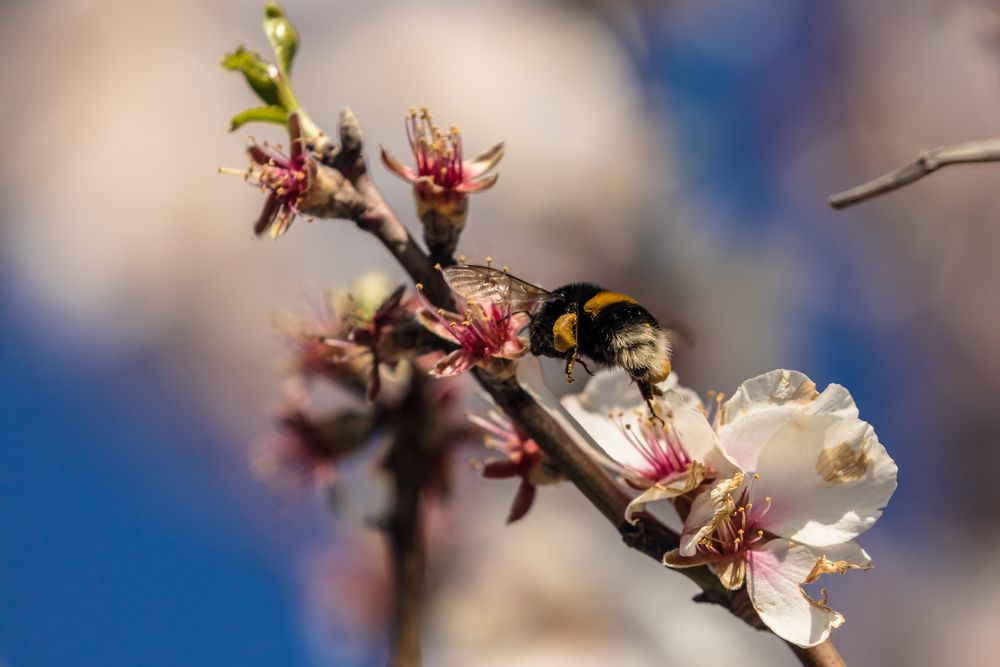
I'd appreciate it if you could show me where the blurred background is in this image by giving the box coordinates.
[2,0,999,664]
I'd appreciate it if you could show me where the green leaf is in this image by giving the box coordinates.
[229,105,289,131]
[263,1,299,75]
[221,45,281,107]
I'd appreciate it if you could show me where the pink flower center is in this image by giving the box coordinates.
[614,415,692,483]
[248,142,311,211]
[698,478,773,560]
[407,109,465,189]
[419,286,522,362]
[455,302,516,355]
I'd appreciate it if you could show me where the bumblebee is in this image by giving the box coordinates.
[442,265,673,405]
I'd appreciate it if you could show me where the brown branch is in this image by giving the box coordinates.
[477,369,637,526]
[324,110,846,667]
[789,641,846,667]
[382,381,429,667]
[828,138,1000,209]
[385,451,424,667]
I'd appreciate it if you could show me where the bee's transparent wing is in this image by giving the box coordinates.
[442,265,552,313]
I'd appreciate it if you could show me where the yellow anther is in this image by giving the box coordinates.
[734,538,742,545]
[753,473,760,480]
[765,496,772,503]
[416,283,424,291]
[746,503,753,511]
[458,255,467,263]
[757,530,764,537]
[737,528,744,535]
[434,263,442,271]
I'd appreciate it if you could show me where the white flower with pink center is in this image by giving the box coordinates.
[664,369,898,648]
[562,369,736,522]
[415,286,529,377]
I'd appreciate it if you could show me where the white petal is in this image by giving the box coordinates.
[624,462,707,524]
[746,539,846,648]
[577,368,642,412]
[562,394,649,471]
[718,404,801,472]
[719,370,859,471]
[678,472,745,556]
[663,391,738,476]
[515,357,617,468]
[577,369,699,411]
[809,383,859,419]
[658,371,707,411]
[722,370,822,419]
[755,413,897,546]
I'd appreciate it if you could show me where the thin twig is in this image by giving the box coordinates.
[332,112,846,667]
[828,138,1000,208]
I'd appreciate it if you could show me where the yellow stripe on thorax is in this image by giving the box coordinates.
[583,291,636,318]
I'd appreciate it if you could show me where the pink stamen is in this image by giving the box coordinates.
[416,290,523,365]
[614,414,692,483]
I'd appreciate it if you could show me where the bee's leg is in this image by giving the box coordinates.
[646,398,665,427]
[576,357,597,376]
[639,380,665,427]
[564,348,579,384]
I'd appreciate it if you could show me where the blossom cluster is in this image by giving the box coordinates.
[559,367,897,647]
[222,4,900,657]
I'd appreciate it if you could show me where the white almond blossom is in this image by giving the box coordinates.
[562,369,737,522]
[556,367,897,647]
[663,370,898,647]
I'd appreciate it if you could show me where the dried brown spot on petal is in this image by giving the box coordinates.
[816,442,869,483]
[780,369,819,404]
[710,557,747,591]
[803,588,845,629]
[805,555,873,584]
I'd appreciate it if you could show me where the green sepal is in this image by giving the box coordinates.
[263,1,299,75]
[221,45,281,107]
[229,105,289,132]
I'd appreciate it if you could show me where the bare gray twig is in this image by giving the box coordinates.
[828,138,1000,209]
